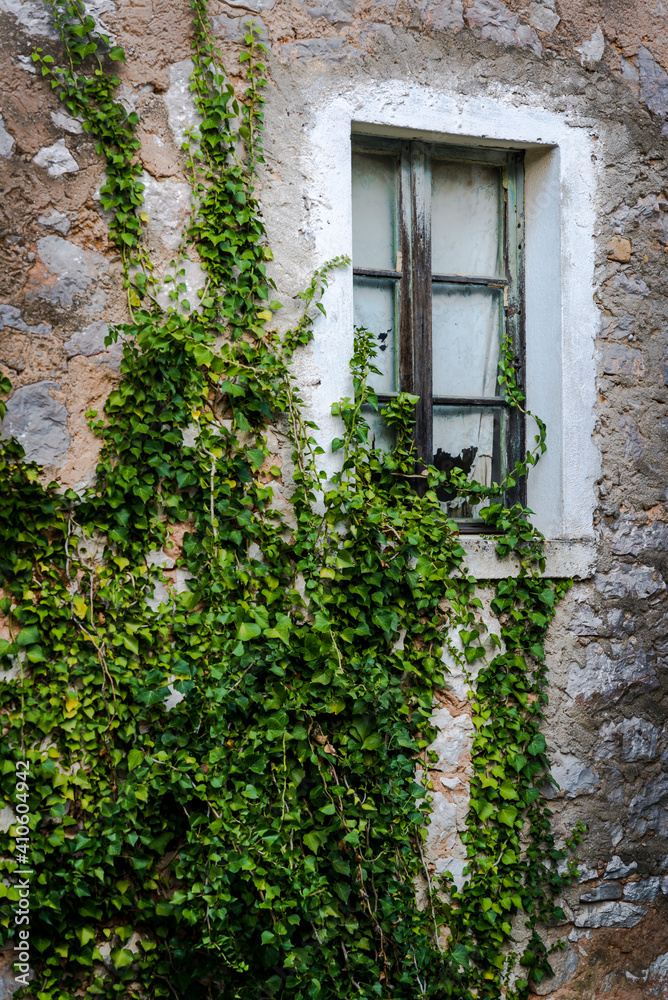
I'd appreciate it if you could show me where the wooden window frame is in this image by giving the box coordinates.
[352,135,526,531]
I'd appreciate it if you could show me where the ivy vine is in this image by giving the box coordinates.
[0,3,581,998]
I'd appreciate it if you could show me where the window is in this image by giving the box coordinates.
[352,136,525,529]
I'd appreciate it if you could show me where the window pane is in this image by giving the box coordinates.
[362,405,396,455]
[431,160,501,277]
[432,285,502,398]
[352,152,397,270]
[432,405,504,517]
[353,276,398,394]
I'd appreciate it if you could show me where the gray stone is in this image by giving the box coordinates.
[466,0,542,56]
[576,864,599,883]
[164,59,199,152]
[628,773,668,818]
[530,942,579,995]
[0,381,70,465]
[220,0,275,10]
[429,707,473,770]
[421,0,465,31]
[142,173,193,252]
[605,608,635,638]
[637,46,668,119]
[567,642,659,703]
[281,37,358,63]
[577,25,604,68]
[434,856,469,890]
[545,755,599,799]
[37,210,71,236]
[305,0,355,25]
[580,881,621,902]
[574,900,645,928]
[0,111,15,158]
[600,312,635,340]
[619,414,646,462]
[33,236,108,308]
[0,304,51,337]
[624,877,660,902]
[610,271,650,297]
[211,12,268,43]
[33,138,79,178]
[63,320,113,359]
[599,343,644,378]
[595,717,659,763]
[610,519,668,557]
[50,109,83,134]
[565,605,603,636]
[527,1,559,34]
[595,563,665,600]
[0,0,59,38]
[648,951,668,981]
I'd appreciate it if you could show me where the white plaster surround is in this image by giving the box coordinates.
[294,80,600,578]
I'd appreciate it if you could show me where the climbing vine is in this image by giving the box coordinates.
[0,2,581,998]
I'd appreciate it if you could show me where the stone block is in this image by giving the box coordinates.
[0,112,14,158]
[580,881,621,902]
[609,519,668,557]
[545,754,599,799]
[429,707,473,770]
[595,717,659,762]
[574,900,645,928]
[32,236,108,308]
[577,25,605,68]
[64,321,112,359]
[595,563,665,600]
[466,0,542,55]
[603,855,638,879]
[607,236,632,262]
[0,304,51,337]
[38,211,71,235]
[637,45,668,118]
[421,0,464,31]
[33,138,79,178]
[531,942,579,995]
[0,381,70,466]
[599,343,644,378]
[624,877,660,902]
[527,1,559,34]
[567,642,659,703]
[280,37,358,63]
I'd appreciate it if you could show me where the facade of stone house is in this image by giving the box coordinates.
[1,0,668,996]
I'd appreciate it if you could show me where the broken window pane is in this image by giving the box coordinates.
[432,405,504,516]
[352,151,397,271]
[431,160,501,277]
[432,285,502,398]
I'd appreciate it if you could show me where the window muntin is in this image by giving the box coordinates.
[351,136,525,529]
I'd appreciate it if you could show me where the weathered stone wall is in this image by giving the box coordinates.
[1,0,668,996]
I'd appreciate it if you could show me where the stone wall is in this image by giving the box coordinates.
[1,0,667,996]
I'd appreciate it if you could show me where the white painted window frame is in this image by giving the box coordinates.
[297,83,599,578]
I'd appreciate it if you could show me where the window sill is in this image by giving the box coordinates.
[458,537,596,580]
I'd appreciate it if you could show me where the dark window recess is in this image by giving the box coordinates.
[351,135,525,530]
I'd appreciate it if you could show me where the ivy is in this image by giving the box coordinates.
[0,3,581,999]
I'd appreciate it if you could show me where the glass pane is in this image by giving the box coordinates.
[352,152,397,270]
[353,276,397,394]
[362,405,396,455]
[431,160,501,277]
[432,406,503,518]
[432,285,502,398]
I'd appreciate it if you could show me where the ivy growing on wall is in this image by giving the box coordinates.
[0,2,581,998]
